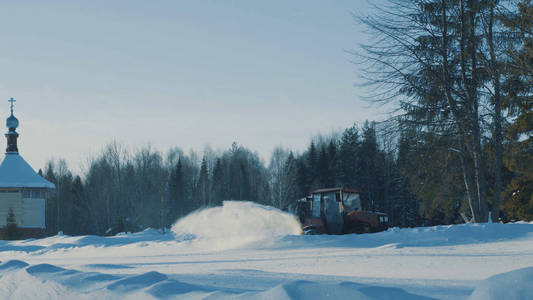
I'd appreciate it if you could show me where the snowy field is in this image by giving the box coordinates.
[0,201,532,300]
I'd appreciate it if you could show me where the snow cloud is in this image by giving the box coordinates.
[171,201,302,250]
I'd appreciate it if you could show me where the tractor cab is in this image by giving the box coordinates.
[294,187,388,235]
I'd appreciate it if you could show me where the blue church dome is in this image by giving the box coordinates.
[6,114,18,130]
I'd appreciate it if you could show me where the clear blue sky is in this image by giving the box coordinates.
[0,0,383,171]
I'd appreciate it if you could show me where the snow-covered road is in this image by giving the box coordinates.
[1,202,532,299]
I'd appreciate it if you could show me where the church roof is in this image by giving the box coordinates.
[0,153,55,189]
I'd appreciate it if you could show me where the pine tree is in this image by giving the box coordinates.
[339,124,360,188]
[44,161,58,235]
[326,140,339,187]
[307,142,319,190]
[210,158,225,206]
[70,175,91,235]
[358,122,379,211]
[168,159,185,221]
[317,145,330,187]
[238,163,251,200]
[197,157,210,207]
[501,0,533,221]
[393,130,423,227]
[296,159,310,196]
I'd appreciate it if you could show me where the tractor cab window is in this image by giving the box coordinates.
[323,192,343,234]
[323,192,341,215]
[312,194,321,217]
[343,192,361,211]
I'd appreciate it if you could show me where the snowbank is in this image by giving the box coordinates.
[171,201,302,250]
[274,221,533,250]
[0,260,435,300]
[234,280,434,300]
[469,267,533,300]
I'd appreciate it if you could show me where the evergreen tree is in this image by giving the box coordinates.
[210,158,225,206]
[70,175,91,234]
[238,163,251,200]
[326,140,339,187]
[197,157,210,207]
[339,124,360,188]
[317,145,330,187]
[393,130,423,227]
[501,0,533,221]
[307,142,319,190]
[44,161,58,235]
[358,122,379,211]
[296,159,310,197]
[168,159,185,222]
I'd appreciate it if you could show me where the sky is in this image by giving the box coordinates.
[0,0,384,172]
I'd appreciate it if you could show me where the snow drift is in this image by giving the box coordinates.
[171,201,302,250]
[234,280,434,300]
[468,267,533,300]
[273,221,533,250]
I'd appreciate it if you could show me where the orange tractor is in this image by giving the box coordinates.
[291,187,389,235]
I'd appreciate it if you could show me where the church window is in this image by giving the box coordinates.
[31,190,45,198]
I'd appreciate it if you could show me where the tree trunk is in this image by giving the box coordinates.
[487,1,503,222]
[460,144,481,222]
[468,0,488,222]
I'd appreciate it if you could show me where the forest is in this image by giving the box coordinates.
[42,122,422,236]
[40,0,531,236]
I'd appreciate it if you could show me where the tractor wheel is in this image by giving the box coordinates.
[303,226,322,235]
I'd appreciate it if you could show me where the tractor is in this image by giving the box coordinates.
[291,187,389,235]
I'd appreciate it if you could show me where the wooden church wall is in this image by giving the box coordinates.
[0,191,46,228]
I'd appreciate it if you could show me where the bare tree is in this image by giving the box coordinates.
[356,0,497,222]
[269,146,290,208]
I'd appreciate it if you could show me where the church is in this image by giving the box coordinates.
[0,98,55,239]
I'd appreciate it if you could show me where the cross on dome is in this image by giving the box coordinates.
[5,97,19,135]
[8,97,15,114]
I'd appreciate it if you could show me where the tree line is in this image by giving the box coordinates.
[37,121,425,237]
